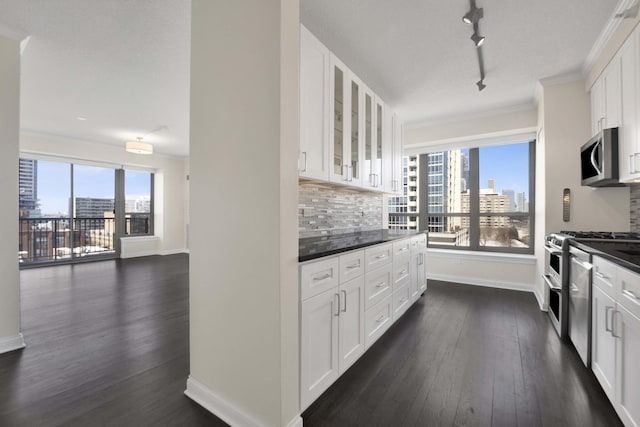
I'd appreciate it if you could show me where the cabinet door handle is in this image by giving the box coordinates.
[622,289,639,300]
[375,314,385,323]
[341,290,347,312]
[369,173,375,186]
[605,306,613,333]
[612,310,621,338]
[375,254,387,259]
[300,151,307,172]
[349,165,354,182]
[375,281,386,288]
[346,263,360,270]
[630,154,636,174]
[313,273,331,281]
[398,247,408,252]
[334,293,340,317]
[594,271,609,280]
[399,269,407,276]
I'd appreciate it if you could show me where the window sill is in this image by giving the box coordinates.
[427,248,536,265]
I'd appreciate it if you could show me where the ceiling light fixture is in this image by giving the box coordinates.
[125,137,153,155]
[462,6,483,24]
[471,33,485,47]
[463,0,487,91]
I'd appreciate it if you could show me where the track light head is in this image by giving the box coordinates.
[471,33,485,47]
[462,7,483,24]
[477,79,486,91]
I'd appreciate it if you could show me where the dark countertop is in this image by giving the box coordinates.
[299,229,425,262]
[571,239,640,274]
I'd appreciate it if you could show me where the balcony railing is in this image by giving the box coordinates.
[19,217,117,265]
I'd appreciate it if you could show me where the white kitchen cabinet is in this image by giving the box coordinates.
[592,282,617,402]
[616,303,640,427]
[299,25,330,181]
[619,28,640,182]
[410,234,427,302]
[591,255,640,427]
[364,263,393,310]
[328,55,365,187]
[382,103,395,193]
[300,288,339,410]
[362,87,377,189]
[300,250,366,410]
[364,294,392,348]
[590,56,621,136]
[391,113,404,195]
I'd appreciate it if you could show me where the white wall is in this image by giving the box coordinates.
[20,133,188,258]
[0,35,24,354]
[404,107,540,294]
[187,1,300,426]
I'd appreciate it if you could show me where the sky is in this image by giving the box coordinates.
[34,160,151,216]
[478,142,529,198]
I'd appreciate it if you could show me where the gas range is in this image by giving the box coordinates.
[560,231,640,241]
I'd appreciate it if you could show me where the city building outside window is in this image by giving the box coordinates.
[388,141,535,254]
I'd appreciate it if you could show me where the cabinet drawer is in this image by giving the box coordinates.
[411,234,427,250]
[300,257,339,300]
[364,263,393,309]
[365,243,392,271]
[393,256,411,289]
[593,256,617,298]
[393,282,411,322]
[392,239,411,257]
[339,251,365,284]
[365,295,392,349]
[618,267,640,318]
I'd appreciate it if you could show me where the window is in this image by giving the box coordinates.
[124,170,154,236]
[424,141,535,254]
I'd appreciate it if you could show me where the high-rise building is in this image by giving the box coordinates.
[460,151,469,193]
[502,189,516,212]
[19,159,39,216]
[516,192,526,212]
[388,156,419,230]
[74,197,115,218]
[426,150,462,233]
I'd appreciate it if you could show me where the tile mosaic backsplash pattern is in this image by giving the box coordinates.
[631,184,640,232]
[299,182,383,238]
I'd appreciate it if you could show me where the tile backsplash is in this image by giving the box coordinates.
[299,182,383,238]
[631,184,640,232]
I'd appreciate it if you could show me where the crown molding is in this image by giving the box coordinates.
[583,0,636,75]
[0,23,28,41]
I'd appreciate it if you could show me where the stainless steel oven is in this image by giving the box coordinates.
[543,233,569,338]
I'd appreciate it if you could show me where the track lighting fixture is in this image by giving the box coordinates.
[471,33,485,47]
[463,0,487,91]
[462,7,483,24]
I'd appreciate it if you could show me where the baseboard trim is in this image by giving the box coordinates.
[0,333,26,355]
[120,250,158,259]
[286,415,303,427]
[426,273,534,294]
[160,248,189,256]
[185,376,269,427]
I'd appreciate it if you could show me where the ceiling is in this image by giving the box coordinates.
[0,1,624,156]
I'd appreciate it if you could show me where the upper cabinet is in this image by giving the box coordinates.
[299,24,402,194]
[619,29,640,182]
[590,57,621,136]
[299,25,330,181]
[590,24,640,184]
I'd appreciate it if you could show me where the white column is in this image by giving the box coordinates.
[186,1,300,426]
[0,34,24,354]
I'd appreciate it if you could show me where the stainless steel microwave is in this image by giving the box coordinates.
[580,127,623,187]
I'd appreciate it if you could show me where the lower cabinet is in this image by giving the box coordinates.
[591,256,640,427]
[300,235,428,411]
[592,283,617,402]
[300,274,365,410]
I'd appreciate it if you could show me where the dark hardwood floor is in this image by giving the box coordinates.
[0,255,226,427]
[303,281,623,427]
[0,257,622,426]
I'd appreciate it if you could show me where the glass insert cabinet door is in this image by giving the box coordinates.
[364,91,373,187]
[333,64,344,178]
[350,80,360,182]
[375,100,383,188]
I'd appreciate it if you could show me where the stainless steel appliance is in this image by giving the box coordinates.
[580,128,622,187]
[543,233,569,338]
[568,245,593,367]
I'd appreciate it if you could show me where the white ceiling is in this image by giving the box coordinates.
[301,0,621,125]
[0,1,624,156]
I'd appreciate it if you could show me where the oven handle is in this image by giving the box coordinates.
[542,274,562,292]
[544,245,562,255]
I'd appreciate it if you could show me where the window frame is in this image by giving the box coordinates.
[421,140,535,255]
